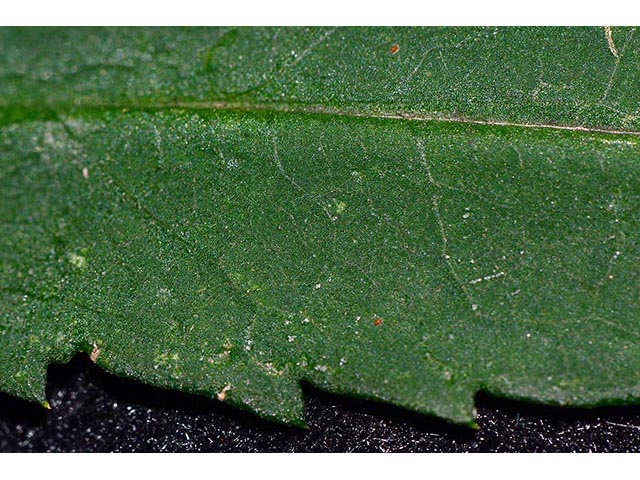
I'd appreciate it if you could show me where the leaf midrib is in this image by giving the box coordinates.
[2,101,640,138]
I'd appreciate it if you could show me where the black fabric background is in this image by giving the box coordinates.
[2,354,640,452]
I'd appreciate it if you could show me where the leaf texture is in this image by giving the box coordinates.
[1,27,639,426]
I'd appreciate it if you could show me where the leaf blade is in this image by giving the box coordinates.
[1,27,640,426]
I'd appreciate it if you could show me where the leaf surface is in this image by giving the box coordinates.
[1,27,640,426]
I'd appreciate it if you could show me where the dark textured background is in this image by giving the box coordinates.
[2,354,640,452]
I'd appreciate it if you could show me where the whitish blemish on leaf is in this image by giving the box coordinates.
[604,27,619,58]
[208,342,232,363]
[67,252,86,269]
[156,287,173,303]
[288,27,337,68]
[334,199,347,214]
[469,271,507,285]
[90,343,101,362]
[217,383,231,401]
[259,362,285,376]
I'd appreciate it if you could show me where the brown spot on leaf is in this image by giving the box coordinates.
[390,44,399,54]
[374,317,383,327]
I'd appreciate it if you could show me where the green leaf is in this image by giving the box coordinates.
[1,27,639,427]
